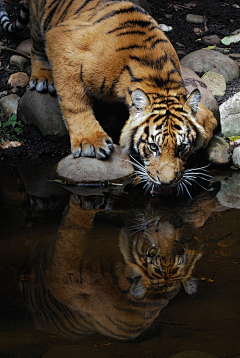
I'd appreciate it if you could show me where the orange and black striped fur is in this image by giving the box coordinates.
[0,0,217,190]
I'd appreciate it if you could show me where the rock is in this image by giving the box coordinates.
[17,89,68,137]
[180,49,239,82]
[56,145,134,184]
[201,71,226,97]
[205,136,230,165]
[170,351,219,358]
[16,38,32,56]
[202,35,221,45]
[186,14,204,23]
[181,65,220,120]
[10,55,30,71]
[219,92,240,137]
[159,24,172,32]
[7,72,29,93]
[0,93,20,117]
[193,27,201,34]
[232,146,240,168]
[217,172,240,209]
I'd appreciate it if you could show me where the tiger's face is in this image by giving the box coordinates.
[120,88,217,195]
[119,217,203,300]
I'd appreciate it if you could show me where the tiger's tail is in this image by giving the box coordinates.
[0,0,29,33]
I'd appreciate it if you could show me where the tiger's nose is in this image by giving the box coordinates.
[158,166,177,185]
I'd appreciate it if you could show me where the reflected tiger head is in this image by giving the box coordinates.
[120,216,203,300]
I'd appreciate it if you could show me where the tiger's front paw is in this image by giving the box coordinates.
[71,131,114,159]
[30,76,56,95]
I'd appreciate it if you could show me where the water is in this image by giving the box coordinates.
[0,157,240,358]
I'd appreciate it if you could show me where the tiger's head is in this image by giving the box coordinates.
[119,217,203,300]
[120,88,218,195]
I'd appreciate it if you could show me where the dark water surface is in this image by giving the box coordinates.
[0,158,240,358]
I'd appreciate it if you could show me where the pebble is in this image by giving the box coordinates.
[10,55,30,71]
[206,136,230,165]
[186,14,204,23]
[159,24,173,32]
[193,27,202,34]
[7,72,29,93]
[56,145,134,184]
[202,35,221,45]
[232,146,240,168]
[0,93,20,117]
[201,71,226,97]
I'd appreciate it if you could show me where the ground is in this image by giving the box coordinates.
[0,0,240,159]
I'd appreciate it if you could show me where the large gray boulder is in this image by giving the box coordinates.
[180,49,239,82]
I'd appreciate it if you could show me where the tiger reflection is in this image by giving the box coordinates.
[21,194,203,340]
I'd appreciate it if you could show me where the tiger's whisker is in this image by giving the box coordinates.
[181,181,192,198]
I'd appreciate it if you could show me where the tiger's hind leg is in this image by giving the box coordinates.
[29,45,56,95]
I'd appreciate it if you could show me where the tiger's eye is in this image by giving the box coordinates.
[149,143,159,152]
[178,143,187,153]
[147,247,158,257]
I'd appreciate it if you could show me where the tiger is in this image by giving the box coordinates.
[21,194,203,340]
[0,0,218,193]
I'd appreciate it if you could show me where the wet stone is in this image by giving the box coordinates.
[56,145,134,183]
[205,136,230,165]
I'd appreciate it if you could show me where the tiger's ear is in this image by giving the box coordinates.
[185,89,201,114]
[131,89,150,111]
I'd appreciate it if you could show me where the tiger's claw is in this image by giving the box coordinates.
[29,78,56,95]
[71,133,114,160]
